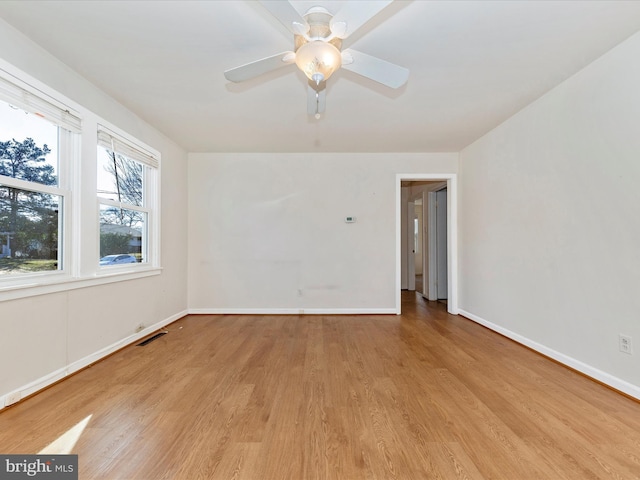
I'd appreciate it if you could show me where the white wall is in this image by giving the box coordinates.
[0,20,188,406]
[459,32,640,397]
[188,153,457,313]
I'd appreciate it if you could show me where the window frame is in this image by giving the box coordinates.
[97,124,160,272]
[0,60,161,302]
[0,71,78,285]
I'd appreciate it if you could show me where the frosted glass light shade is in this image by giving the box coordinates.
[295,41,342,83]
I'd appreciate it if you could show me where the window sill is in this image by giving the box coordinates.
[0,267,162,302]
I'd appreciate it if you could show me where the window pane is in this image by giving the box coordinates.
[0,101,58,186]
[0,184,60,275]
[97,146,143,206]
[99,204,146,264]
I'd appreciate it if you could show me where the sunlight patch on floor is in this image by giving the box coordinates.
[38,414,92,454]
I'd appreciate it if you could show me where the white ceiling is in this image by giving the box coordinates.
[1,0,639,153]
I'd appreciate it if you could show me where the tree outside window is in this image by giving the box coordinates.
[97,129,155,266]
[0,103,61,275]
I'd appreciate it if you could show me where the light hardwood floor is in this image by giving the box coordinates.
[1,292,639,479]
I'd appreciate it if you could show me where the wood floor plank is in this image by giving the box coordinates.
[1,293,639,479]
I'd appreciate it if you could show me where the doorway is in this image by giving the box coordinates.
[396,174,458,315]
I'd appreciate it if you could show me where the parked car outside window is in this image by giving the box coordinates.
[99,254,137,266]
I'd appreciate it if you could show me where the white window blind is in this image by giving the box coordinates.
[0,71,81,133]
[97,128,158,169]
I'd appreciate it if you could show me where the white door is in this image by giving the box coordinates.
[407,201,415,291]
[426,189,448,300]
[421,191,429,298]
[426,192,438,300]
[436,189,448,299]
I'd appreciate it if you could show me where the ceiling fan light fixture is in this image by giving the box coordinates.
[225,1,409,116]
[295,40,342,83]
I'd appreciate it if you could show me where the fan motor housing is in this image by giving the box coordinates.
[294,6,342,52]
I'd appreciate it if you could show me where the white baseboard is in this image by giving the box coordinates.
[458,309,640,401]
[0,309,188,411]
[188,308,398,315]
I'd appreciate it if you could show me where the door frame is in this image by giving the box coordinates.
[396,174,458,315]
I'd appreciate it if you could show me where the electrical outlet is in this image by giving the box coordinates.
[619,334,633,355]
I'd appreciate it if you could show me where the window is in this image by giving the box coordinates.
[97,127,158,267]
[0,73,79,278]
[0,61,160,301]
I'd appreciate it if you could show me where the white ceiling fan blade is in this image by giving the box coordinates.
[224,52,295,83]
[307,84,326,117]
[330,0,393,39]
[340,49,408,89]
[259,0,309,35]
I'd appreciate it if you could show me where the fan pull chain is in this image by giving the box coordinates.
[315,91,321,119]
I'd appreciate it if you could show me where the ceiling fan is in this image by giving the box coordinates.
[224,0,409,118]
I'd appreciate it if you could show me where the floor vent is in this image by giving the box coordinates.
[137,332,167,346]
